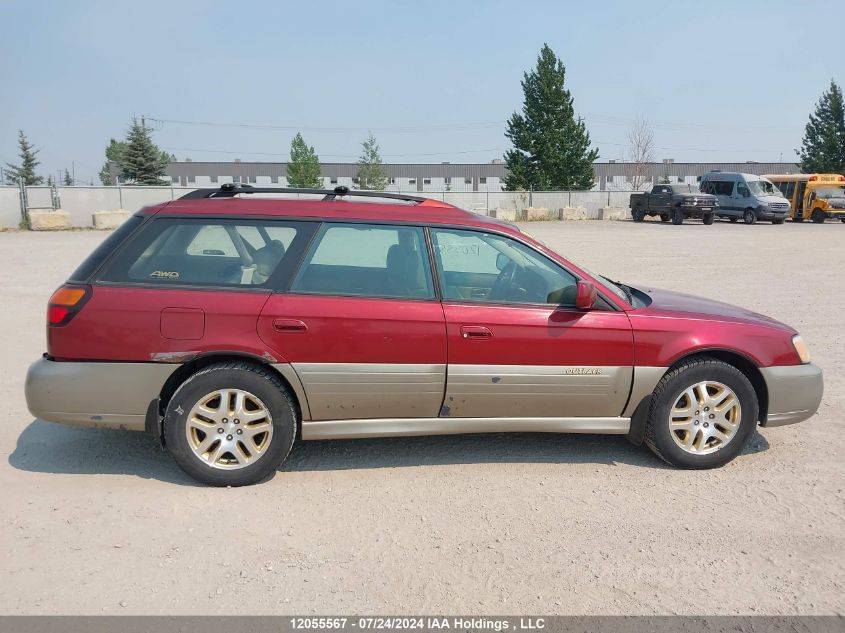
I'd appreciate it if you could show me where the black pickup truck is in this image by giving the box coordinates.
[629,184,719,225]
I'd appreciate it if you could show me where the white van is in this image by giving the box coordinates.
[699,172,790,224]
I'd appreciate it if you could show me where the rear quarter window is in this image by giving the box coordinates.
[68,215,144,282]
[98,218,313,289]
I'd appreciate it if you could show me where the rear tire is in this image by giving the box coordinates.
[632,209,645,222]
[702,213,715,225]
[164,361,297,486]
[644,358,758,469]
[671,208,684,225]
[743,210,756,224]
[812,209,826,223]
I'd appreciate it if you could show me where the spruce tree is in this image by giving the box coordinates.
[63,169,73,186]
[287,133,322,188]
[504,44,598,191]
[117,119,170,185]
[5,130,44,185]
[798,80,845,174]
[98,139,126,185]
[355,133,388,190]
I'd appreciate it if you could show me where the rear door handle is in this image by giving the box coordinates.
[460,325,492,339]
[273,318,308,333]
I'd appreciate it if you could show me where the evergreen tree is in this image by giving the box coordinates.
[118,119,171,185]
[98,139,126,185]
[5,130,44,185]
[46,174,55,187]
[63,169,73,186]
[503,44,598,191]
[355,133,388,190]
[287,133,322,188]
[798,80,845,174]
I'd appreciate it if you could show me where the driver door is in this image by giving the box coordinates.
[430,228,633,420]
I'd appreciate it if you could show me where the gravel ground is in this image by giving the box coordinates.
[1,219,843,615]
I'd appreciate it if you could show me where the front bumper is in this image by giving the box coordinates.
[25,357,178,431]
[757,209,789,220]
[760,363,823,427]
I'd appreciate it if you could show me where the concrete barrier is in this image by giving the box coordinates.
[561,206,588,221]
[599,206,631,221]
[93,210,130,229]
[29,210,71,230]
[525,206,551,221]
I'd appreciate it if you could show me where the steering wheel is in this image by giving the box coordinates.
[488,262,518,301]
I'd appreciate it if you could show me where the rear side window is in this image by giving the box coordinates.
[290,223,435,299]
[68,215,144,282]
[99,218,312,288]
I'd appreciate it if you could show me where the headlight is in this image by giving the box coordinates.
[792,335,811,364]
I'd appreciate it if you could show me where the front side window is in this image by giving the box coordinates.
[100,219,307,287]
[291,223,434,300]
[430,228,578,306]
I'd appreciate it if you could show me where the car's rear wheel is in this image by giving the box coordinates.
[743,210,756,224]
[702,213,715,225]
[671,208,684,225]
[632,209,645,222]
[812,209,826,223]
[164,361,297,486]
[644,358,758,469]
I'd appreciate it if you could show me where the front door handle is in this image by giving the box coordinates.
[273,318,308,333]
[461,325,492,339]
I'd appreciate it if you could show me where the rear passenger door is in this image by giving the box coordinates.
[257,223,447,421]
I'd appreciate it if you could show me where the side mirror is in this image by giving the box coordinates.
[575,280,597,310]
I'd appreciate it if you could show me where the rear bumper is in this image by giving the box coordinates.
[25,357,178,431]
[760,363,823,427]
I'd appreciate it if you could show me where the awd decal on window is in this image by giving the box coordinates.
[150,271,180,279]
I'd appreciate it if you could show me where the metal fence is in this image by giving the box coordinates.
[0,185,634,229]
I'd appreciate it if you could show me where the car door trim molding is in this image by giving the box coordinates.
[291,363,447,421]
[300,416,630,440]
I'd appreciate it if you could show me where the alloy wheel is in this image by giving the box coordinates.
[668,381,741,455]
[185,389,274,470]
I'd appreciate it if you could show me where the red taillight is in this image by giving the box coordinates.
[47,285,90,326]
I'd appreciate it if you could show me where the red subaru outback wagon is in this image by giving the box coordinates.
[25,185,823,486]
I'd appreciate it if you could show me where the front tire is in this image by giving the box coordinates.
[743,210,756,224]
[811,209,826,223]
[702,213,715,225]
[671,207,684,225]
[164,361,297,486]
[644,358,758,469]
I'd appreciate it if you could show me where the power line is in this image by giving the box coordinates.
[161,146,505,159]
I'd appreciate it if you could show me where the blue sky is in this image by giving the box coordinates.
[1,0,842,184]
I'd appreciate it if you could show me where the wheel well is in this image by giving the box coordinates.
[669,350,768,423]
[156,354,303,431]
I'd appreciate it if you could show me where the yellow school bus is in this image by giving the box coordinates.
[764,173,845,223]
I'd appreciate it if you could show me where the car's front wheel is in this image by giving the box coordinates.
[164,362,297,486]
[644,358,758,469]
[743,210,756,224]
[702,213,715,225]
[671,207,684,225]
[812,209,826,223]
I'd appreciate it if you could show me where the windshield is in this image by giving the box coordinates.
[815,186,845,199]
[747,179,784,197]
[670,184,694,194]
